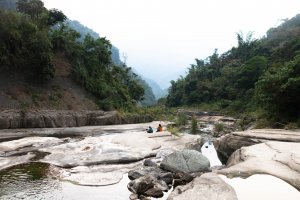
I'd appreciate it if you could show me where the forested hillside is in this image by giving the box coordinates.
[63,19,156,106]
[166,16,300,127]
[0,0,147,111]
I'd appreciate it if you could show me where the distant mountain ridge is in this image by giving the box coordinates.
[142,77,168,99]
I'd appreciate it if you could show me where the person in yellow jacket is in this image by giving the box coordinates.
[156,124,163,132]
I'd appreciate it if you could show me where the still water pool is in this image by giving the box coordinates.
[0,162,131,200]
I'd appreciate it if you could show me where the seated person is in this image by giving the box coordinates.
[146,126,153,133]
[156,124,163,132]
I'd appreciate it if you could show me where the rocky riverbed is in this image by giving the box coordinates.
[0,119,300,200]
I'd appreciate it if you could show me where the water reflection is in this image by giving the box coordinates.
[0,162,132,200]
[0,163,63,200]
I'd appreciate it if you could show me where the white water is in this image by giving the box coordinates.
[220,174,300,200]
[201,141,222,167]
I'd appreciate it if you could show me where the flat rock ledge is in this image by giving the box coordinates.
[0,109,153,129]
[217,141,300,191]
[214,129,300,163]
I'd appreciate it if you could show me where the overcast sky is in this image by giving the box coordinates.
[43,0,300,88]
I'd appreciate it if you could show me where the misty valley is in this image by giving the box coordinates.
[0,0,300,200]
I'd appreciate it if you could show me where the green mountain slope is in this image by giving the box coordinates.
[166,15,300,126]
[0,0,145,111]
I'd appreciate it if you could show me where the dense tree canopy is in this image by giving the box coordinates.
[166,15,300,125]
[0,9,54,82]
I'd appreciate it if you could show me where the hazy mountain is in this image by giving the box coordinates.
[142,77,168,99]
[66,19,122,65]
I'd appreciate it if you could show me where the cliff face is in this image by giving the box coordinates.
[0,110,153,129]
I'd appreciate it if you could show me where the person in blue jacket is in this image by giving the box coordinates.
[146,126,153,133]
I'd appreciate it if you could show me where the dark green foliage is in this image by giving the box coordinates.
[255,54,300,121]
[65,34,144,110]
[214,123,225,132]
[166,14,300,125]
[0,9,54,82]
[190,116,198,134]
[176,113,188,126]
[16,0,45,20]
[47,8,66,26]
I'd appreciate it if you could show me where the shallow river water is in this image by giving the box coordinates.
[0,162,132,200]
[0,162,173,200]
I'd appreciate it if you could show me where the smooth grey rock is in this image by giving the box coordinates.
[217,141,300,191]
[173,172,194,188]
[0,153,36,171]
[154,179,169,191]
[145,187,164,198]
[160,149,210,173]
[214,129,300,164]
[128,170,145,180]
[128,175,154,194]
[158,172,173,185]
[0,121,203,188]
[168,173,238,200]
[144,159,158,167]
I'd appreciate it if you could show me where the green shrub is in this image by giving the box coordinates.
[214,123,225,132]
[284,122,298,130]
[176,113,188,126]
[167,125,181,137]
[190,116,198,134]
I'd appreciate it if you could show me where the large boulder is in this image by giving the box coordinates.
[127,166,170,198]
[214,129,300,163]
[217,141,300,191]
[168,173,238,200]
[160,149,210,173]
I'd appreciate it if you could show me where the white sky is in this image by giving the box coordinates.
[43,0,300,88]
